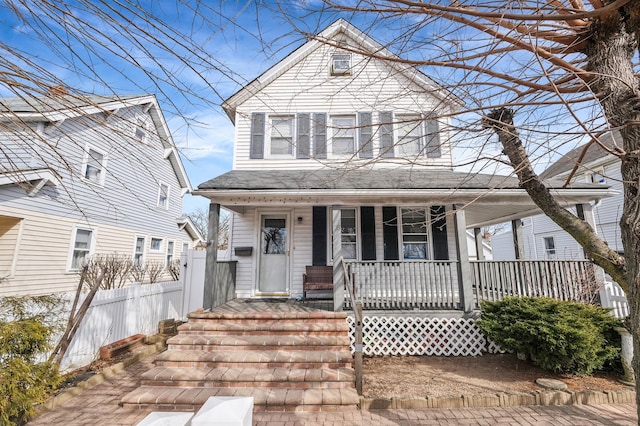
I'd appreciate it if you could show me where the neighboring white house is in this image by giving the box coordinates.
[193,19,614,307]
[0,93,202,296]
[491,132,623,261]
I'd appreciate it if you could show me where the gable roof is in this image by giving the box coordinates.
[0,93,192,192]
[222,19,464,122]
[540,132,621,180]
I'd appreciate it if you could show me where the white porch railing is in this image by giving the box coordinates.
[470,260,598,308]
[345,260,459,310]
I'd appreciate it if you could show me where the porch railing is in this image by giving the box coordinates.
[345,260,459,310]
[470,259,598,308]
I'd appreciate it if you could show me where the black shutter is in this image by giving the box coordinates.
[379,111,394,158]
[312,206,327,265]
[431,205,449,260]
[425,119,441,158]
[360,206,376,260]
[313,113,327,159]
[297,113,310,159]
[382,206,399,260]
[358,112,373,158]
[250,112,265,159]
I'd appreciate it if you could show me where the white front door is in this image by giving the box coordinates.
[258,214,289,295]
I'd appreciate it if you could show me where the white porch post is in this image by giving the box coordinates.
[453,205,474,312]
[332,207,345,312]
[473,227,485,261]
[511,219,525,259]
[203,202,220,310]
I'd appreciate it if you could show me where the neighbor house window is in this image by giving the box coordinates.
[150,237,162,252]
[82,146,106,185]
[182,242,189,253]
[269,116,294,156]
[331,115,356,156]
[69,228,93,270]
[401,208,429,260]
[544,236,556,259]
[157,183,169,209]
[331,53,351,75]
[341,208,357,259]
[165,241,175,266]
[396,115,422,156]
[133,236,145,266]
[135,118,147,142]
[590,168,606,184]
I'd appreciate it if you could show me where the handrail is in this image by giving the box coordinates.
[342,259,363,395]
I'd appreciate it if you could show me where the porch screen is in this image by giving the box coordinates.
[312,206,327,265]
[382,206,399,260]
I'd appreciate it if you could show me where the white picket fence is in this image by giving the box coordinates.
[59,280,183,371]
[600,280,629,319]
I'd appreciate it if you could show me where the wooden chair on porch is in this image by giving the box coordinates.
[303,265,333,299]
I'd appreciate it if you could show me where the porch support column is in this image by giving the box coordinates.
[511,219,525,260]
[473,227,485,261]
[203,202,220,310]
[332,207,345,312]
[453,205,474,312]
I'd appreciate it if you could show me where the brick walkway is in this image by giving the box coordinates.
[28,352,638,426]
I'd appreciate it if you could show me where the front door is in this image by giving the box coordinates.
[258,214,289,295]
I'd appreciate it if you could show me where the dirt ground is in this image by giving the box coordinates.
[363,353,630,399]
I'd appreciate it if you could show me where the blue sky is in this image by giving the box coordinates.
[0,1,606,214]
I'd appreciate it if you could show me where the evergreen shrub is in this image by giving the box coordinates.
[477,296,621,375]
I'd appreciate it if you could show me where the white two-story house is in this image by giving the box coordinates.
[0,93,202,296]
[194,19,614,310]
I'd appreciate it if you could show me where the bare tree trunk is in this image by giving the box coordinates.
[583,9,640,418]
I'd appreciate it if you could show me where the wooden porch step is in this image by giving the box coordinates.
[140,366,355,388]
[155,349,353,366]
[177,320,348,334]
[187,310,348,321]
[120,386,359,412]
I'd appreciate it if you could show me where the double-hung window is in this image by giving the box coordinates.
[157,182,169,209]
[69,228,93,270]
[269,116,294,156]
[331,116,356,156]
[543,236,556,259]
[166,241,175,266]
[133,236,145,266]
[401,208,429,260]
[341,208,357,259]
[396,115,422,156]
[82,146,106,185]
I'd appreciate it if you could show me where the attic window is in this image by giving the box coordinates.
[590,168,606,184]
[331,54,351,76]
[135,118,147,142]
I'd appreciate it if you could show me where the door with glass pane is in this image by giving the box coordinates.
[258,214,289,294]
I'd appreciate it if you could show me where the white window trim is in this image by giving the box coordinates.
[399,207,432,261]
[396,114,424,157]
[266,115,295,158]
[81,144,108,186]
[329,114,357,158]
[134,117,149,144]
[543,236,557,259]
[157,182,170,210]
[132,235,146,266]
[586,166,606,184]
[329,207,360,261]
[165,240,175,267]
[150,237,163,253]
[66,226,96,272]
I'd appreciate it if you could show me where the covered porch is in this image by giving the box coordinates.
[193,169,615,312]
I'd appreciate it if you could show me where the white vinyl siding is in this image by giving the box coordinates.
[232,38,453,170]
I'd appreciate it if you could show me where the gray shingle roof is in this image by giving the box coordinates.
[197,169,603,191]
[0,94,144,114]
[540,132,621,180]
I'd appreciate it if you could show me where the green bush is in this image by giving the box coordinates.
[0,295,64,425]
[477,297,621,375]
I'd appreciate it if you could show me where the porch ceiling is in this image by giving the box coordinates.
[194,169,618,228]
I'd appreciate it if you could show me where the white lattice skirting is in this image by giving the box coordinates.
[347,315,503,356]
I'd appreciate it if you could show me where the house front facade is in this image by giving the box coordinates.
[194,20,615,311]
[0,93,202,296]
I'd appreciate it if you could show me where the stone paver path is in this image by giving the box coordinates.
[28,351,639,426]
